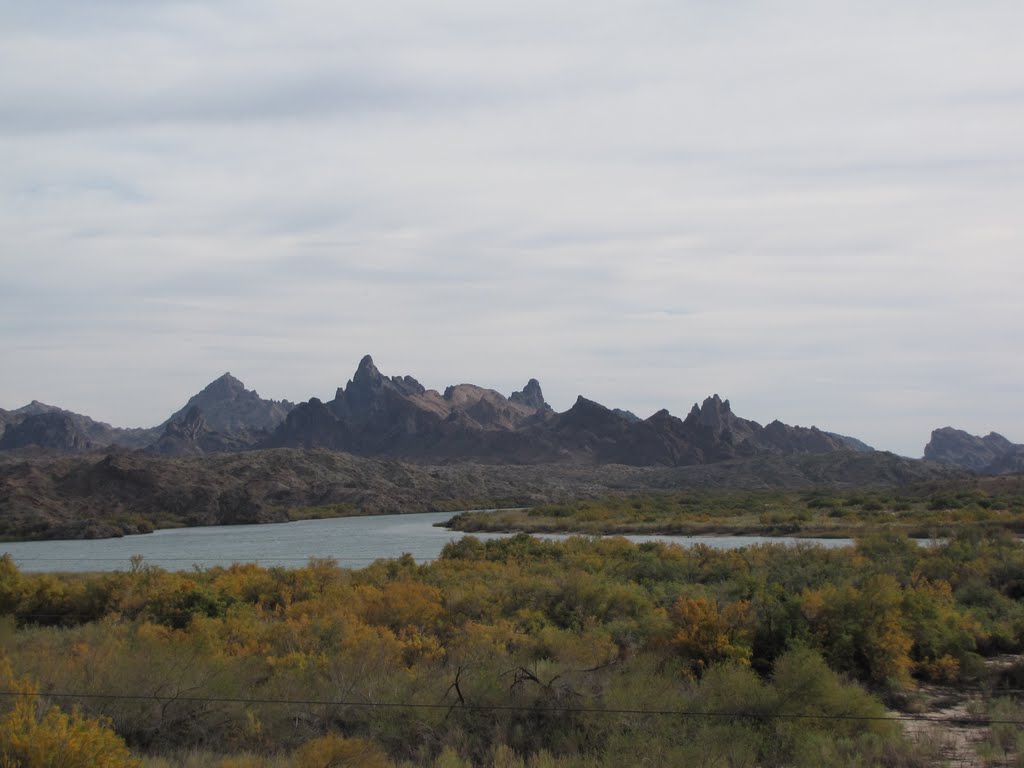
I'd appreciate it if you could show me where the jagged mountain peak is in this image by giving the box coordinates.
[685,393,736,434]
[164,372,294,437]
[702,393,731,411]
[3,355,880,467]
[213,371,243,385]
[510,378,548,410]
[197,373,248,399]
[13,400,62,416]
[340,356,427,417]
[268,358,871,467]
[353,354,381,382]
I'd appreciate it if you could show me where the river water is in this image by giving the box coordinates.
[0,511,854,572]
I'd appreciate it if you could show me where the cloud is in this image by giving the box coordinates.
[1,1,1023,454]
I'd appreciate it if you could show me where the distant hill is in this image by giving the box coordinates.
[924,427,1024,474]
[0,375,294,457]
[0,402,157,453]
[163,372,295,435]
[147,373,296,457]
[0,448,962,540]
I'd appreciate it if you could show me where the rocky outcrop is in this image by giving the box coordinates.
[612,409,641,423]
[148,407,251,457]
[0,408,13,440]
[270,398,352,451]
[10,400,61,418]
[0,374,293,457]
[164,373,294,435]
[0,411,98,452]
[266,355,553,458]
[0,406,158,453]
[131,373,297,456]
[986,449,1024,475]
[924,427,1024,474]
[680,395,756,462]
[761,420,844,455]
[510,379,549,411]
[266,358,857,467]
[827,432,875,453]
[3,355,872,468]
[668,395,845,465]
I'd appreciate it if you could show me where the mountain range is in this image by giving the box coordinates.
[0,355,1018,474]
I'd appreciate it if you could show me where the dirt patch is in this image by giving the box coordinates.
[895,657,1024,768]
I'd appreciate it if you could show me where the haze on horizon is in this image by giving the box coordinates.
[1,1,1022,458]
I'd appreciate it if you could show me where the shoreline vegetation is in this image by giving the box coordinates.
[2,528,1024,766]
[3,462,1023,764]
[444,483,1024,540]
[0,448,976,541]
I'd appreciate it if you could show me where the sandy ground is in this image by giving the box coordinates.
[896,656,1022,768]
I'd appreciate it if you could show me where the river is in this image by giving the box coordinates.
[0,511,854,572]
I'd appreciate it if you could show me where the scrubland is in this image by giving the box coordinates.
[2,513,1024,766]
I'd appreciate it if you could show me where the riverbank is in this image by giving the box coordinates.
[0,448,973,541]
[444,486,1024,539]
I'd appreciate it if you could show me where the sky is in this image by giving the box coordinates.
[1,1,1022,457]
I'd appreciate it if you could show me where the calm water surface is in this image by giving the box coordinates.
[1,511,854,572]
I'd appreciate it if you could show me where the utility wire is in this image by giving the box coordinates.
[0,689,1020,726]
[1,555,420,562]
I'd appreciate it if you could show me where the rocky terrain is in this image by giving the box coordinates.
[147,407,252,457]
[263,355,859,467]
[163,372,295,436]
[0,374,292,458]
[265,355,554,458]
[924,427,1024,474]
[0,447,962,540]
[0,357,991,542]
[0,356,868,467]
[0,402,157,452]
[5,356,1021,480]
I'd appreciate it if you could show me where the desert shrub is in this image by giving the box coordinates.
[0,657,139,768]
[291,734,391,768]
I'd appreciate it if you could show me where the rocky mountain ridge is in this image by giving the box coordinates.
[924,427,1024,475]
[5,356,1013,472]
[263,356,858,467]
[0,402,157,452]
[0,374,293,458]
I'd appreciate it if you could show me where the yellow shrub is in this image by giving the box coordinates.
[291,734,390,768]
[0,659,138,768]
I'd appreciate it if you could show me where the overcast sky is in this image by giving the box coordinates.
[2,1,1022,456]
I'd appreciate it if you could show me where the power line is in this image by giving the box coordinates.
[0,689,1021,726]
[2,561,407,565]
